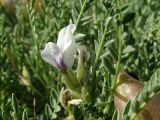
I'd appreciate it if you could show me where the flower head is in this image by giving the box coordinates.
[41,24,77,70]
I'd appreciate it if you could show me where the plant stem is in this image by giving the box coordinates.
[76,0,88,27]
[92,25,108,79]
[105,26,123,114]
[90,23,108,98]
[89,16,113,102]
[112,26,123,90]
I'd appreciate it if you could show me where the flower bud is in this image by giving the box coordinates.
[77,46,89,82]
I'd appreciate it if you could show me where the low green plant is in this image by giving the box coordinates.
[0,0,160,120]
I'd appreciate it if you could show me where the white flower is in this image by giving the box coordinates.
[41,24,77,70]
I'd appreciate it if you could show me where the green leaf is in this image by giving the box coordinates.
[103,57,115,74]
[12,94,19,120]
[80,16,92,22]
[0,15,4,32]
[45,104,52,120]
[51,113,57,119]
[49,88,61,112]
[122,68,160,119]
[49,95,57,109]
[108,46,118,61]
[123,45,135,53]
[105,16,112,27]
[131,100,140,113]
[122,12,135,24]
[112,110,119,120]
[122,115,130,120]
[122,101,131,116]
[2,112,10,120]
[144,68,160,93]
[139,91,150,102]
[22,109,28,120]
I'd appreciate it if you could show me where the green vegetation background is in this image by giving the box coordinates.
[0,0,160,119]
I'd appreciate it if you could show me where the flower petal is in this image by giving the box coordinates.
[57,24,77,68]
[57,24,76,51]
[41,42,62,68]
[63,38,77,68]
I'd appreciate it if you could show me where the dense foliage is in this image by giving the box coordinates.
[0,0,160,119]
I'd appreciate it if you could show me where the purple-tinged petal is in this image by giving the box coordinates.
[41,42,62,68]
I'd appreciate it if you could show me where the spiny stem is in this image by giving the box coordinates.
[76,0,88,27]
